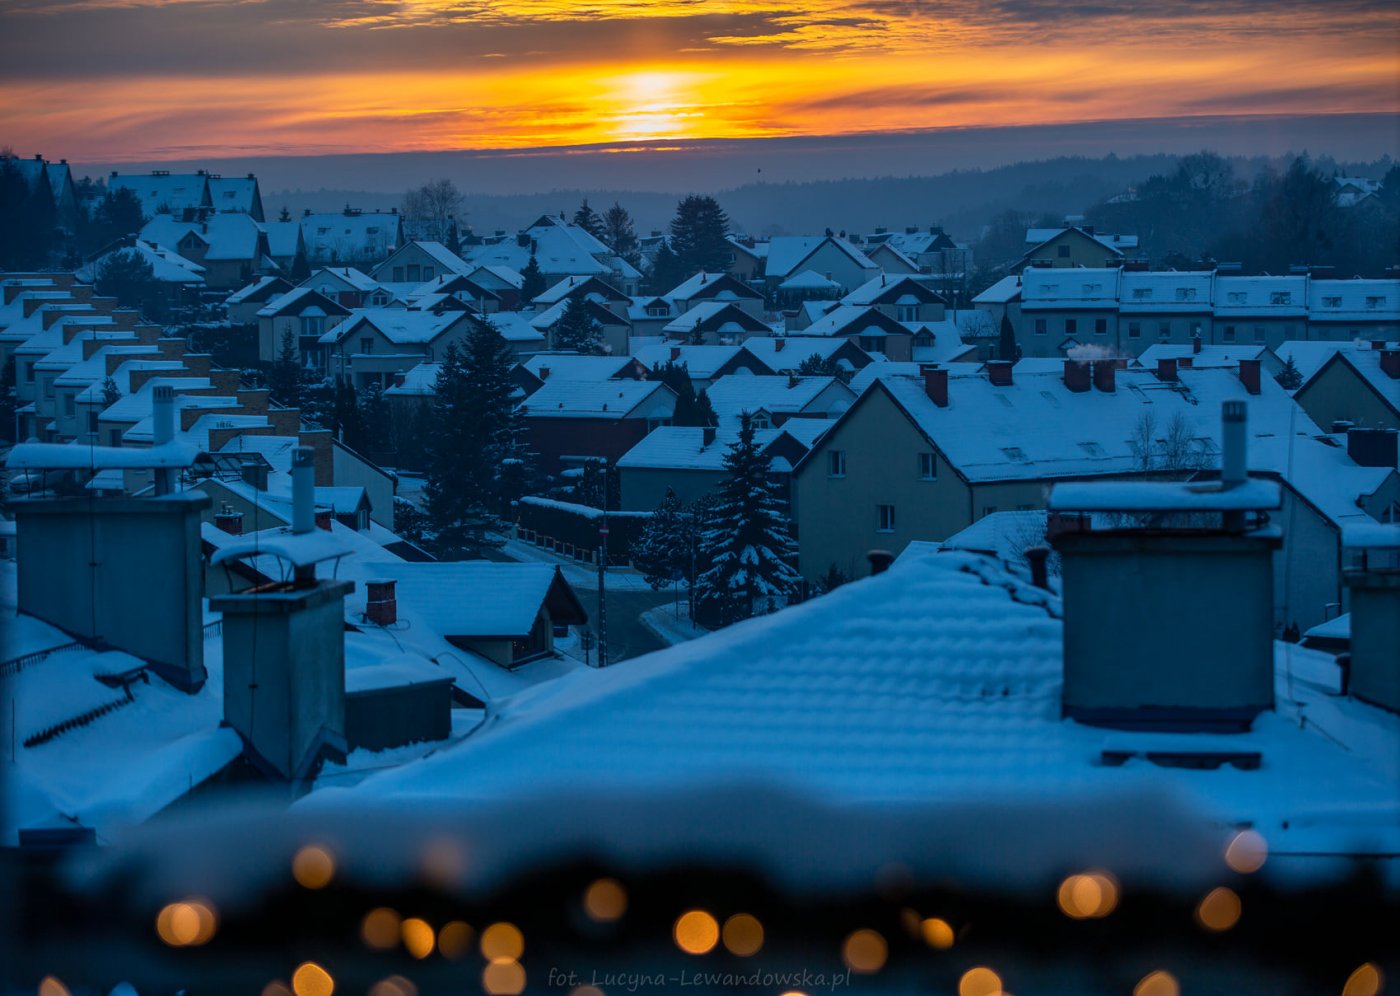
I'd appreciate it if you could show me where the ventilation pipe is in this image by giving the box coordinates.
[292,445,315,536]
[1222,400,1247,531]
[152,384,176,495]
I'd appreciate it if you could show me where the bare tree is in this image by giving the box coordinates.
[1159,412,1200,472]
[401,178,464,245]
[1129,410,1158,472]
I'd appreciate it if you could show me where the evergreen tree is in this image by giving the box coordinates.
[602,201,641,266]
[554,295,604,354]
[694,412,801,627]
[797,353,844,380]
[89,186,146,251]
[0,356,17,445]
[279,206,292,223]
[268,330,302,407]
[100,376,121,408]
[573,457,618,510]
[632,488,695,589]
[694,389,717,428]
[357,381,394,456]
[651,360,714,427]
[1275,355,1304,391]
[423,319,523,558]
[94,249,165,321]
[446,221,462,257]
[669,195,732,275]
[819,563,848,594]
[646,239,685,295]
[290,246,312,281]
[999,314,1018,362]
[333,380,363,447]
[520,252,547,303]
[572,198,605,241]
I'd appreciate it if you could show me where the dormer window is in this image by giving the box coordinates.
[1323,296,1343,308]
[1366,296,1384,309]
[1132,288,1151,300]
[1227,291,1246,304]
[1270,291,1292,305]
[1176,287,1197,301]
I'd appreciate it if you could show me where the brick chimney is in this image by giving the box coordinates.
[670,345,682,361]
[867,549,895,575]
[1156,358,1178,382]
[315,509,334,532]
[365,579,398,626]
[702,426,716,447]
[1063,359,1091,392]
[788,374,801,388]
[920,364,948,407]
[538,365,551,380]
[1342,527,1400,714]
[1238,358,1261,395]
[392,372,406,388]
[1177,356,1193,370]
[1381,349,1400,379]
[1091,360,1116,393]
[1192,335,1202,354]
[214,505,244,536]
[988,360,1013,387]
[774,338,786,352]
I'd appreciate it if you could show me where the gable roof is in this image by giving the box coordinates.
[256,286,350,319]
[662,301,771,336]
[705,374,853,421]
[227,275,294,305]
[802,305,911,338]
[108,172,211,216]
[300,211,402,261]
[519,378,674,419]
[665,271,764,303]
[632,343,750,380]
[359,562,586,638]
[522,353,645,381]
[326,308,467,346]
[764,236,876,280]
[740,336,870,371]
[842,273,946,307]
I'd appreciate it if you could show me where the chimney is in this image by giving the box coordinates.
[1341,526,1400,714]
[152,384,176,495]
[987,360,1013,387]
[774,338,786,353]
[365,579,398,626]
[1192,335,1202,354]
[214,505,244,536]
[867,549,895,575]
[1370,339,1388,351]
[1063,359,1091,392]
[1222,400,1248,491]
[670,346,682,361]
[1178,356,1194,370]
[1238,358,1261,395]
[1381,349,1400,380]
[1091,360,1116,393]
[1346,427,1399,468]
[392,372,406,388]
[240,461,269,491]
[292,445,315,537]
[1024,546,1051,590]
[788,374,801,388]
[701,426,716,447]
[920,364,948,407]
[1156,358,1178,382]
[315,509,334,532]
[537,365,551,380]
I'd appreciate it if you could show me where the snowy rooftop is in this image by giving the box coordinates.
[519,378,671,419]
[705,374,853,420]
[359,561,580,638]
[323,308,463,346]
[522,353,639,381]
[632,343,743,379]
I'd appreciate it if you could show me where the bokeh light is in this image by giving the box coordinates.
[570,988,606,996]
[292,845,336,890]
[291,962,335,996]
[37,978,70,996]
[1195,887,1242,932]
[368,977,417,996]
[438,920,474,960]
[921,917,956,950]
[261,984,293,996]
[583,878,628,922]
[361,908,402,951]
[482,959,527,995]
[842,929,888,973]
[721,913,764,956]
[1342,963,1384,996]
[1224,829,1269,874]
[959,966,1003,996]
[1134,970,1180,996]
[401,918,436,960]
[481,922,525,961]
[155,898,218,947]
[1057,871,1119,919]
[673,910,720,955]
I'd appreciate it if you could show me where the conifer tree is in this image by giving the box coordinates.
[268,329,302,407]
[361,382,400,457]
[279,206,292,222]
[100,376,122,408]
[651,360,714,427]
[632,488,694,589]
[554,295,604,354]
[520,252,546,303]
[572,198,605,241]
[797,353,845,381]
[0,356,17,445]
[1275,355,1303,391]
[602,201,640,266]
[424,318,524,558]
[998,314,1018,362]
[694,412,801,626]
[669,195,732,275]
[290,245,312,281]
[646,239,685,295]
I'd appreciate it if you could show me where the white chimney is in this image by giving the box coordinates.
[1222,400,1247,488]
[152,384,175,446]
[292,446,315,535]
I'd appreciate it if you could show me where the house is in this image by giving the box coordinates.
[664,271,767,318]
[531,296,632,355]
[1017,227,1134,271]
[763,236,879,296]
[463,264,526,310]
[632,343,772,390]
[705,374,854,430]
[255,288,351,366]
[1307,279,1400,340]
[319,309,481,389]
[78,239,206,310]
[532,275,631,317]
[863,242,922,276]
[259,219,304,271]
[1285,341,1400,433]
[1019,267,1120,357]
[840,273,948,323]
[370,241,469,288]
[409,273,504,314]
[1212,275,1310,350]
[300,209,404,266]
[775,270,844,307]
[661,302,772,346]
[798,305,915,361]
[3,154,81,231]
[208,174,265,221]
[107,170,213,218]
[1135,341,1281,375]
[521,352,647,386]
[140,213,273,289]
[791,360,1400,629]
[618,423,822,511]
[301,267,395,309]
[740,336,874,377]
[226,276,294,325]
[518,379,677,474]
[725,236,767,282]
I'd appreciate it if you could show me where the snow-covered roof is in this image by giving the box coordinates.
[405,241,470,275]
[339,548,1399,877]
[486,312,545,344]
[632,344,743,379]
[1278,341,1400,415]
[303,266,382,293]
[1118,271,1215,313]
[468,229,610,278]
[1025,227,1137,252]
[256,286,349,319]
[383,362,440,398]
[764,236,876,280]
[1214,275,1309,317]
[208,175,260,214]
[325,308,463,346]
[300,211,401,261]
[1021,268,1119,310]
[358,562,580,638]
[841,272,940,306]
[778,269,841,292]
[259,220,301,259]
[665,271,760,302]
[973,274,1023,305]
[661,301,766,336]
[522,354,639,381]
[1136,343,1274,369]
[53,345,159,388]
[618,425,795,471]
[466,264,525,290]
[141,213,263,262]
[78,240,206,285]
[801,305,906,338]
[706,374,853,421]
[107,172,210,216]
[1308,279,1400,321]
[519,379,672,419]
[740,336,857,370]
[226,275,289,305]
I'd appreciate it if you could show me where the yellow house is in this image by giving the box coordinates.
[1017,227,1126,271]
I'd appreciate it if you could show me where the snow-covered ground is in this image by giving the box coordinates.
[639,602,708,647]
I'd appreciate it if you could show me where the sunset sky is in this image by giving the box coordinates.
[2,0,1397,162]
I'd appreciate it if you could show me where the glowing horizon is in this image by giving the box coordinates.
[1,0,1396,164]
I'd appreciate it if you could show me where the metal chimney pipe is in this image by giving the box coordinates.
[152,384,175,447]
[291,446,315,535]
[1221,400,1247,489]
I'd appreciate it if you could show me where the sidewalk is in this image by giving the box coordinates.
[639,602,710,648]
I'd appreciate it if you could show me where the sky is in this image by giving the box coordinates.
[1,0,1398,164]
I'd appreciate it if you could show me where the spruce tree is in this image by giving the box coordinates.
[572,199,605,241]
[279,206,292,223]
[424,319,524,558]
[0,356,17,445]
[694,412,801,627]
[632,488,694,589]
[95,249,162,319]
[520,252,546,303]
[998,314,1018,362]
[554,295,604,354]
[100,376,122,408]
[646,239,685,295]
[797,353,844,381]
[602,201,641,266]
[1275,355,1303,391]
[290,246,311,281]
[268,329,302,407]
[669,195,732,275]
[651,360,714,427]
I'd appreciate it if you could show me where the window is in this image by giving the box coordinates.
[858,335,886,353]
[423,266,435,280]
[1190,322,1203,337]
[1128,321,1141,338]
[1323,296,1342,308]
[1176,287,1197,302]
[751,412,771,430]
[1083,283,1102,295]
[828,450,847,477]
[407,264,421,282]
[1158,322,1171,339]
[63,394,75,417]
[1228,291,1246,304]
[1132,288,1152,301]
[1078,441,1105,457]
[877,504,896,532]
[1270,291,1292,306]
[1065,319,1077,335]
[392,266,405,282]
[913,332,933,347]
[359,337,374,354]
[108,429,122,446]
[1057,245,1071,258]
[1034,319,1048,335]
[22,362,34,382]
[1095,318,1107,335]
[300,316,323,337]
[896,304,918,322]
[918,452,936,480]
[1366,296,1385,309]
[1253,325,1266,342]
[1223,325,1237,341]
